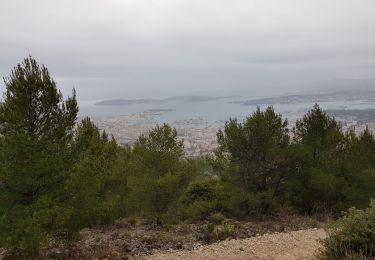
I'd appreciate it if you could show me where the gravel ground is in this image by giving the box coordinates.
[146,228,326,260]
[0,216,323,259]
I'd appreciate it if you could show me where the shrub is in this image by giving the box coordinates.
[209,212,225,224]
[320,199,375,259]
[178,179,223,222]
[183,179,218,204]
[223,222,236,236]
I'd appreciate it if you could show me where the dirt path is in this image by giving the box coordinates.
[146,228,326,260]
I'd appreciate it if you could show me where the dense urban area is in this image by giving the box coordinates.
[92,107,375,157]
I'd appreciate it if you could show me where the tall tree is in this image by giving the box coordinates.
[216,107,290,215]
[127,124,192,225]
[66,117,127,230]
[287,105,375,214]
[288,105,343,214]
[0,57,78,255]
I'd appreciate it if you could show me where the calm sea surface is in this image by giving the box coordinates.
[78,97,375,128]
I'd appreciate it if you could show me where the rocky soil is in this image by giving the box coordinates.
[147,228,326,260]
[0,215,325,259]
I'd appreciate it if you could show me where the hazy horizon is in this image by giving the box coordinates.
[1,0,375,100]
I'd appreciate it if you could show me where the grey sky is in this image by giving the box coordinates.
[1,0,374,100]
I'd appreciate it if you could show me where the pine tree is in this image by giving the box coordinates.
[293,104,342,161]
[66,117,127,230]
[288,105,355,214]
[127,124,187,225]
[0,57,78,255]
[216,107,290,215]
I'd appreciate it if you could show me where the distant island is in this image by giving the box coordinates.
[230,95,313,106]
[145,108,175,113]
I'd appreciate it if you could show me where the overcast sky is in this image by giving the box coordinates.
[0,0,374,100]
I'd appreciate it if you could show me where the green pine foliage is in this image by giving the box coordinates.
[65,118,128,231]
[293,104,343,161]
[288,105,375,215]
[215,107,291,216]
[0,57,78,256]
[126,124,197,225]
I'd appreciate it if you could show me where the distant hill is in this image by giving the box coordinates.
[231,79,375,106]
[232,95,312,106]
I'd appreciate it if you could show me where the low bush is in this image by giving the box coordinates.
[223,222,236,236]
[209,212,225,224]
[320,199,375,259]
[178,179,224,222]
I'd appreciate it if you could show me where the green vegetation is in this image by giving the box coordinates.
[66,117,128,230]
[289,105,375,215]
[216,107,291,217]
[0,57,78,256]
[127,124,199,225]
[320,199,375,259]
[1,57,375,257]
